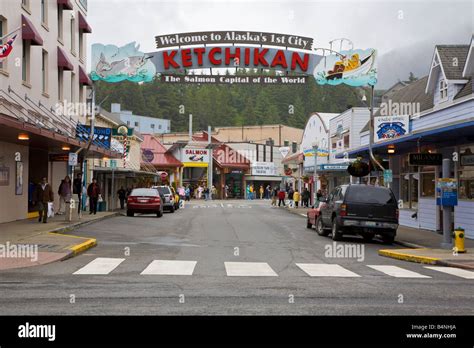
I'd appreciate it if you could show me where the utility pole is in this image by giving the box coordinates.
[366,85,385,185]
[208,125,213,200]
[312,142,318,206]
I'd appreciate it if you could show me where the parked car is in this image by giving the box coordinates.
[126,188,163,217]
[315,184,399,243]
[153,185,176,213]
[306,202,323,229]
[170,186,180,210]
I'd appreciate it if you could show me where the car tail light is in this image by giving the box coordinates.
[127,196,135,203]
[152,196,161,203]
[340,204,347,217]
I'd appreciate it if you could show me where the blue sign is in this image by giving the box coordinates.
[76,125,111,149]
[436,178,458,207]
[383,169,393,183]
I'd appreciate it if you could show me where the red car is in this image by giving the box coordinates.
[306,202,323,233]
[127,188,163,217]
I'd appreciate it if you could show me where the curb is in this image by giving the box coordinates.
[48,212,120,235]
[435,259,474,270]
[378,248,439,264]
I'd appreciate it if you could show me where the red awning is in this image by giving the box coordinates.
[57,0,73,10]
[21,15,43,46]
[141,134,183,168]
[57,47,74,71]
[79,65,93,86]
[78,11,92,33]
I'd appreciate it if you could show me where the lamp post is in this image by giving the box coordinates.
[312,142,318,206]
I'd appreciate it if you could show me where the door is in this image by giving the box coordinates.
[322,188,338,225]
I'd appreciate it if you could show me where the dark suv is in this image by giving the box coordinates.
[316,184,399,243]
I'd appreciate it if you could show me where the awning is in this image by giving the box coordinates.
[21,15,43,46]
[78,11,92,33]
[337,120,474,159]
[79,65,93,86]
[282,151,304,165]
[57,47,74,71]
[57,0,73,10]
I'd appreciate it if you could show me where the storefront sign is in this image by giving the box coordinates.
[409,153,442,166]
[161,74,309,85]
[76,125,112,149]
[142,149,155,163]
[374,115,409,142]
[68,153,78,166]
[182,148,210,165]
[460,154,474,166]
[49,154,69,162]
[251,162,276,176]
[436,178,458,206]
[319,164,349,171]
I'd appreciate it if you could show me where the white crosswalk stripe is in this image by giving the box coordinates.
[424,266,474,279]
[367,265,431,278]
[224,262,278,277]
[296,263,361,277]
[73,257,125,275]
[141,260,197,275]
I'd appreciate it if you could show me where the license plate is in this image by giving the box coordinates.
[138,199,148,203]
[365,221,376,227]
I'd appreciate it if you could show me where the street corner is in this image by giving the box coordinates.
[49,232,97,257]
[378,248,440,265]
[0,250,70,271]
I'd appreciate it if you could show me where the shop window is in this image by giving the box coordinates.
[459,146,474,200]
[400,173,418,209]
[420,172,435,197]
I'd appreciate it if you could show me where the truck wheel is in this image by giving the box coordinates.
[316,216,330,236]
[331,218,343,241]
[382,233,395,244]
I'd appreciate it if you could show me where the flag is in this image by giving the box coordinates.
[0,35,17,61]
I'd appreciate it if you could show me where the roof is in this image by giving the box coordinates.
[436,45,470,80]
[454,76,473,100]
[140,134,182,168]
[361,76,434,133]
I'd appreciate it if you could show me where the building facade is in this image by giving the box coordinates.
[110,103,170,135]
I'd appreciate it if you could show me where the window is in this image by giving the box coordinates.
[439,79,448,100]
[343,134,350,148]
[70,15,75,52]
[420,172,435,197]
[158,124,162,129]
[41,0,48,26]
[292,142,297,153]
[58,68,63,100]
[70,71,75,102]
[57,7,63,41]
[22,40,30,83]
[79,30,84,59]
[459,145,474,200]
[22,0,30,11]
[150,124,155,129]
[127,121,130,126]
[134,121,139,127]
[41,50,48,94]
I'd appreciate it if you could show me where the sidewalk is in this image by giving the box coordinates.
[284,205,474,270]
[0,211,119,270]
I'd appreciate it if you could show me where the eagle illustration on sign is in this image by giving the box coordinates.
[376,122,407,139]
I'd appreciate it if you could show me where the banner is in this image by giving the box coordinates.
[0,35,17,61]
[90,42,156,83]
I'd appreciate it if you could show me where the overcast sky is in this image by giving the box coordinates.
[87,0,473,88]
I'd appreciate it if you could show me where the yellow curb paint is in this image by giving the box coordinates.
[379,249,440,264]
[48,232,94,239]
[27,211,39,219]
[69,238,97,255]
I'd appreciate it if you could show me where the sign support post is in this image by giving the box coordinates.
[312,143,318,206]
[441,158,453,249]
[367,85,385,185]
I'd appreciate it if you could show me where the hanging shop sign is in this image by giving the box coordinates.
[142,149,155,163]
[460,154,474,166]
[409,153,442,166]
[347,160,370,177]
[182,148,210,166]
[76,125,112,149]
[251,162,277,176]
[374,115,409,142]
[92,32,376,86]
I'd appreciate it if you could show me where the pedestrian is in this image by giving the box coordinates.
[287,186,294,208]
[316,189,323,206]
[278,189,286,207]
[211,185,217,199]
[32,177,54,223]
[117,186,126,209]
[259,185,264,199]
[56,175,72,215]
[246,184,251,200]
[293,189,300,208]
[197,185,203,199]
[265,185,271,199]
[87,178,101,215]
[73,173,83,214]
[185,185,191,201]
[224,184,229,199]
[204,187,209,201]
[271,187,278,207]
[302,188,310,208]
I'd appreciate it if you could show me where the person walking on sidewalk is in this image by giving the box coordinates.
[259,185,264,199]
[33,177,54,223]
[117,186,127,209]
[57,176,71,215]
[287,186,294,208]
[87,178,101,215]
[278,189,286,207]
[302,188,310,208]
[293,189,300,208]
[271,187,278,207]
[73,173,83,214]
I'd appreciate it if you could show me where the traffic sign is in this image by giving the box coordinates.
[383,169,393,183]
[110,160,117,168]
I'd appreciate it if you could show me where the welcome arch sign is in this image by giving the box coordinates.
[90,30,377,87]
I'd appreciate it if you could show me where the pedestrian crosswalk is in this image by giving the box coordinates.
[71,257,474,280]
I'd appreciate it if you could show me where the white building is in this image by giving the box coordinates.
[110,103,171,134]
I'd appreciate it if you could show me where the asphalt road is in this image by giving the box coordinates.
[1,199,473,315]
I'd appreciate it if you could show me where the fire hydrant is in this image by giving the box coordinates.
[453,227,466,253]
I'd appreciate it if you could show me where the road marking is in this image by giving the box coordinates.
[225,262,278,277]
[424,266,474,279]
[73,257,125,275]
[367,265,431,278]
[296,263,361,277]
[141,260,197,275]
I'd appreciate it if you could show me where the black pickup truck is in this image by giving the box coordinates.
[315,184,399,244]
